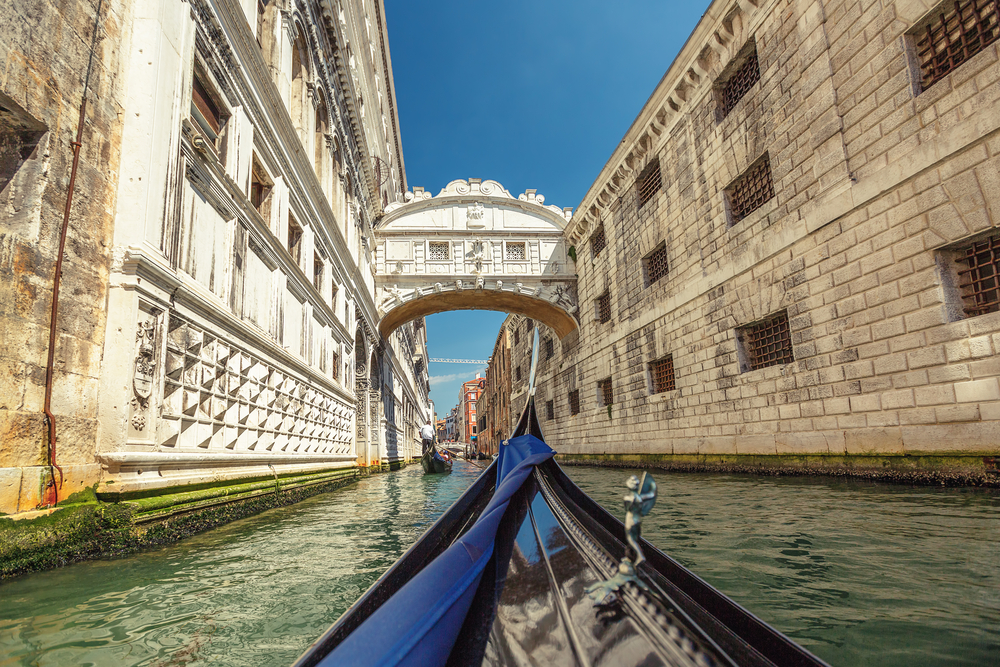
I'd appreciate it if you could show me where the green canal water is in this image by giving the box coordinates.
[0,462,997,667]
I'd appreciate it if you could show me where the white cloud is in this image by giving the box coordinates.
[429,369,486,386]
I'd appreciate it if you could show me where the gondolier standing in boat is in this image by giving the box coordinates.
[420,422,435,456]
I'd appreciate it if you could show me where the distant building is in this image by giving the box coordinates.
[435,418,447,442]
[457,374,484,451]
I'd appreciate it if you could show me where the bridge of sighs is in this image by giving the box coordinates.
[373,179,580,339]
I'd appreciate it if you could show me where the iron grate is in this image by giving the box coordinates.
[728,157,775,224]
[644,244,669,286]
[650,356,676,394]
[915,0,1000,89]
[956,233,1000,316]
[637,161,662,209]
[428,241,449,260]
[505,242,526,261]
[598,378,614,406]
[591,225,607,257]
[569,390,580,416]
[720,48,761,118]
[597,292,612,323]
[742,311,794,371]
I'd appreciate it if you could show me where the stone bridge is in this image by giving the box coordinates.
[374,179,579,338]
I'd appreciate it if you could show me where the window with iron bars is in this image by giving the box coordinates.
[650,355,676,394]
[718,42,761,118]
[738,310,794,372]
[911,0,1000,90]
[636,160,662,209]
[569,390,580,416]
[545,338,554,360]
[596,291,611,323]
[597,378,613,407]
[428,241,449,260]
[591,225,607,257]
[505,242,526,261]
[954,233,1000,316]
[727,155,775,225]
[643,243,669,287]
[515,366,522,382]
[546,400,555,420]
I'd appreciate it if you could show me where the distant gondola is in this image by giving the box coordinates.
[293,393,831,667]
[420,445,453,474]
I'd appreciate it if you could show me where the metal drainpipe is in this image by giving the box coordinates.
[41,0,104,507]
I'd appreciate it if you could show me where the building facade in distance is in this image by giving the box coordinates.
[456,375,483,452]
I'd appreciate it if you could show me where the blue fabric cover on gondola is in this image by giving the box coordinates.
[317,435,555,667]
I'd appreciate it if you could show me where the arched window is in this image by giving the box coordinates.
[315,96,331,199]
[290,31,310,145]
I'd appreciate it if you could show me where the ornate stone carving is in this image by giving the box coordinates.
[130,317,157,433]
[467,202,485,228]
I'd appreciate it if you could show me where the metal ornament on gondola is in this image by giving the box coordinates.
[586,472,658,605]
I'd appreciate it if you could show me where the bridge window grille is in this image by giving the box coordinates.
[596,291,611,323]
[591,225,607,257]
[505,242,526,261]
[955,233,1000,316]
[643,243,669,287]
[913,0,1000,90]
[569,390,580,416]
[598,377,613,407]
[727,155,774,224]
[739,310,794,371]
[546,400,554,420]
[718,44,761,118]
[428,241,450,260]
[545,338,554,359]
[636,160,662,209]
[650,355,676,393]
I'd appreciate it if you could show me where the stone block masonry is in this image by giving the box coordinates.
[544,0,1000,479]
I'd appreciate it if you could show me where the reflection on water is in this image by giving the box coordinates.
[0,462,484,667]
[566,467,1000,667]
[1,463,997,667]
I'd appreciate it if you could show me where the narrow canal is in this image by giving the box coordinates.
[1,462,997,667]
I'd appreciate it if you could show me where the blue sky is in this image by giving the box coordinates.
[383,1,710,417]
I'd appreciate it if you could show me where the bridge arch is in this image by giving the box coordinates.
[374,179,579,338]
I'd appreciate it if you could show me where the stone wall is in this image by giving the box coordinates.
[543,0,1000,473]
[0,0,128,511]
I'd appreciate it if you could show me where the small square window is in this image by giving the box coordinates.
[428,241,449,260]
[650,355,676,394]
[596,292,611,323]
[505,242,526,261]
[953,232,1000,316]
[591,225,607,257]
[546,400,554,420]
[643,243,669,287]
[569,390,580,416]
[597,377,613,407]
[636,160,662,209]
[737,310,794,372]
[717,41,761,118]
[727,154,775,225]
[912,0,1000,91]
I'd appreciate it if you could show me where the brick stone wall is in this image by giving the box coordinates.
[545,0,1000,468]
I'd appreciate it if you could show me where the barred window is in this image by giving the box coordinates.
[912,0,1000,90]
[643,243,669,287]
[738,311,794,372]
[596,291,611,323]
[514,328,519,345]
[525,319,533,332]
[591,225,607,257]
[597,377,613,407]
[505,242,526,261]
[718,44,761,118]
[428,241,449,260]
[650,355,676,394]
[955,233,1000,316]
[727,155,775,224]
[636,160,662,209]
[546,400,555,420]
[569,390,580,416]
[545,338,554,359]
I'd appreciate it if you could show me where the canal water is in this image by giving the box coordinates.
[0,462,997,667]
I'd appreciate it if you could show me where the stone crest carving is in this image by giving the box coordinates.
[131,318,157,432]
[467,203,485,228]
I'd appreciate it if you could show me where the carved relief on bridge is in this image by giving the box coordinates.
[374,179,580,338]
